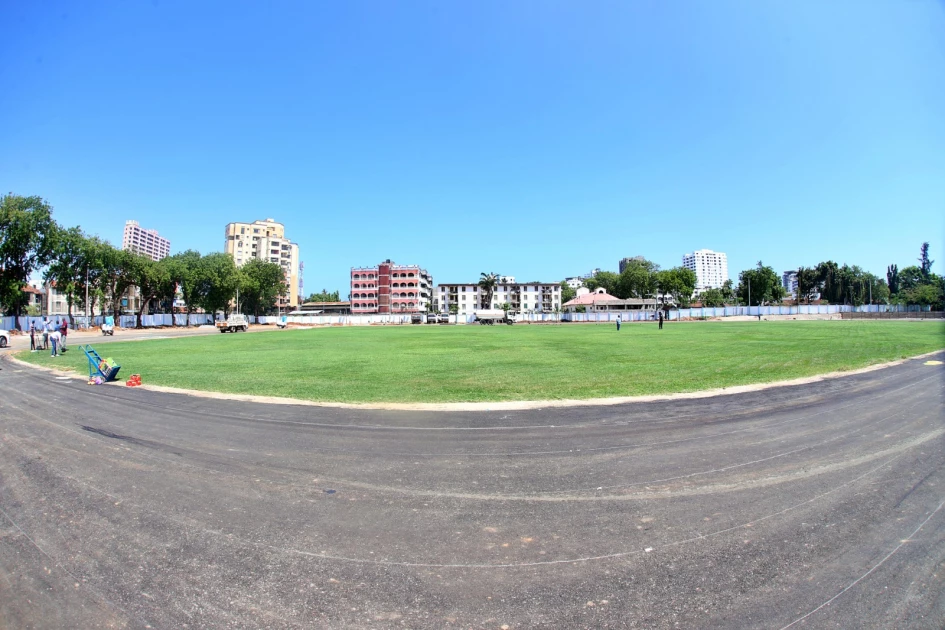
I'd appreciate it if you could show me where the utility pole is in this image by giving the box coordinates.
[85,264,89,327]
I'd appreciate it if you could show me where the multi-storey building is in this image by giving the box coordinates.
[782,270,798,296]
[682,249,729,293]
[563,277,584,290]
[224,218,301,308]
[350,260,433,314]
[123,220,171,261]
[436,281,561,316]
[619,256,646,273]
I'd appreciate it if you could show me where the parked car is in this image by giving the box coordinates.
[426,313,437,324]
[438,313,450,324]
[0,329,8,348]
[410,314,423,324]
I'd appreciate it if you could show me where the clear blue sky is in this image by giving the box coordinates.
[3,1,943,297]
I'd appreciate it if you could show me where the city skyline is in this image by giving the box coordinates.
[3,2,943,296]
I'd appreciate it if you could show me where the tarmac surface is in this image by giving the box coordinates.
[0,350,943,629]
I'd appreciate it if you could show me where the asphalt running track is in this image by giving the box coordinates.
[0,352,942,629]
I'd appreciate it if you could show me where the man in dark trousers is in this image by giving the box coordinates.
[658,310,664,330]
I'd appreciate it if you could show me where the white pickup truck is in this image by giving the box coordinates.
[216,314,249,333]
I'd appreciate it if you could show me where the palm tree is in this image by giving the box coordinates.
[478,272,498,309]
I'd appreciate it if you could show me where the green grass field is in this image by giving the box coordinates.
[18,321,944,403]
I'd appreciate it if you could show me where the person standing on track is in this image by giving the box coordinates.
[29,320,36,352]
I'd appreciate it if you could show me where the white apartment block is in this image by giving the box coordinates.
[224,218,301,308]
[563,277,584,290]
[437,281,561,315]
[123,220,171,261]
[682,249,729,293]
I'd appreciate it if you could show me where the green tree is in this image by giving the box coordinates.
[478,272,498,309]
[101,246,137,319]
[796,266,820,304]
[886,264,899,296]
[900,280,943,308]
[919,242,933,281]
[81,236,114,318]
[655,267,697,307]
[307,289,340,302]
[239,259,287,317]
[559,280,576,304]
[125,253,172,328]
[737,261,785,306]
[897,266,924,293]
[166,250,202,324]
[0,194,57,329]
[43,224,87,325]
[194,253,239,317]
[583,271,619,296]
[616,259,659,299]
[815,261,841,304]
[699,288,726,307]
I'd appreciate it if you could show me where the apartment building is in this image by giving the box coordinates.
[123,220,171,261]
[350,260,433,314]
[782,270,798,296]
[224,218,301,308]
[682,249,729,293]
[437,281,562,316]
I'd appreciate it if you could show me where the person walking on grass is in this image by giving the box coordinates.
[658,310,664,330]
[59,318,68,352]
[616,315,621,331]
[49,327,61,357]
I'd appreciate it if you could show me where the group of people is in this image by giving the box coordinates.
[29,317,69,357]
[615,310,664,331]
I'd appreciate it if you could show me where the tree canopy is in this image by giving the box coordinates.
[737,262,785,306]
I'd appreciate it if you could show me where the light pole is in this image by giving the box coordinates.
[85,263,89,328]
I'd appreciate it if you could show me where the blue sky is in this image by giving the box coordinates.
[3,1,943,296]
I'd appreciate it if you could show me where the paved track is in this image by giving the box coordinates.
[1,352,943,629]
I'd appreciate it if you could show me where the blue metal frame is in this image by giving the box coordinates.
[80,344,121,382]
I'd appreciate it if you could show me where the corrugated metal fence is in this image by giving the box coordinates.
[1,304,935,330]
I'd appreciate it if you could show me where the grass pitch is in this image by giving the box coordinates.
[19,320,944,403]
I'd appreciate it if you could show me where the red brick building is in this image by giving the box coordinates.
[350,260,433,314]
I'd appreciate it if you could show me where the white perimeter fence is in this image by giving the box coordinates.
[1,303,933,330]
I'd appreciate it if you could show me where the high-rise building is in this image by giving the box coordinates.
[619,256,646,273]
[123,220,171,261]
[224,218,301,308]
[350,260,433,314]
[782,270,798,296]
[682,249,729,293]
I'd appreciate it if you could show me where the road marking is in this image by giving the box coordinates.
[924,360,942,365]
[779,499,945,629]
